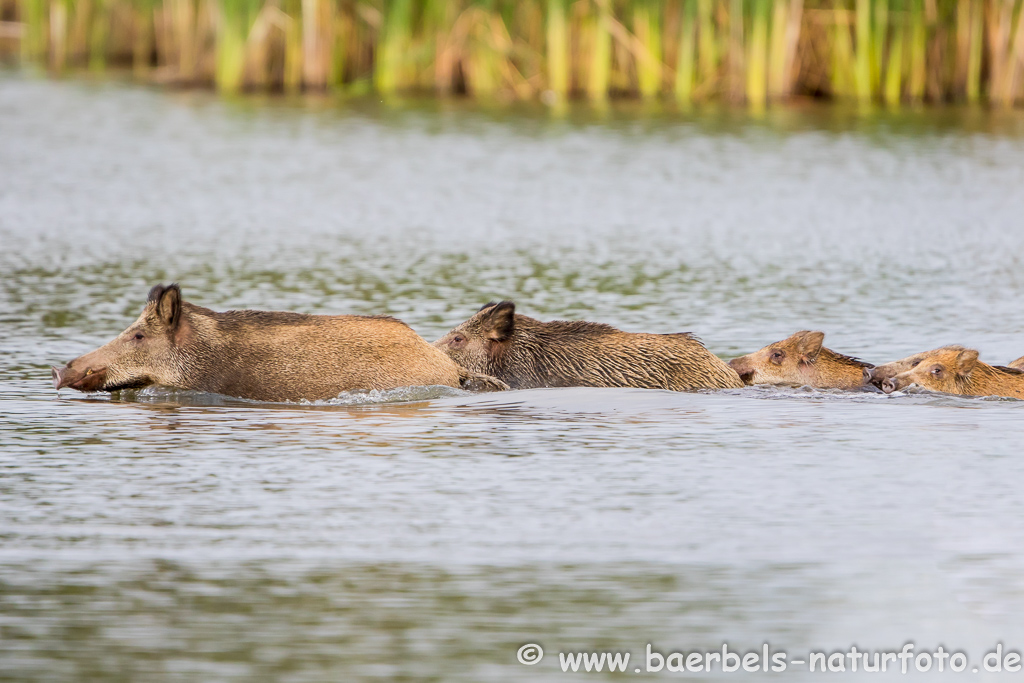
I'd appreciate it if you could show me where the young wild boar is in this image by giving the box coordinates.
[432,301,743,391]
[868,345,967,389]
[728,330,873,390]
[881,347,1024,399]
[52,284,507,402]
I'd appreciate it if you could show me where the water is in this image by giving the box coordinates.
[2,74,1024,681]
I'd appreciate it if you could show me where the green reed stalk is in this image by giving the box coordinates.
[871,0,887,93]
[954,0,969,96]
[966,0,982,103]
[696,0,716,90]
[546,0,568,97]
[466,5,499,98]
[634,0,662,98]
[852,0,869,102]
[675,0,696,103]
[747,0,769,108]
[906,0,925,102]
[376,0,413,94]
[88,0,108,72]
[419,0,444,91]
[214,0,246,92]
[588,0,612,101]
[21,0,47,60]
[728,0,743,101]
[883,0,903,105]
[831,2,854,98]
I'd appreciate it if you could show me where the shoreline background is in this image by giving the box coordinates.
[2,0,1024,109]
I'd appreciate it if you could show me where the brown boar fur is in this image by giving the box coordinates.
[868,345,967,389]
[53,284,507,402]
[1009,355,1024,371]
[432,301,743,391]
[882,347,1024,399]
[728,330,873,390]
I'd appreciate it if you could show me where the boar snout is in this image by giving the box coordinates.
[867,366,893,387]
[728,358,754,384]
[881,378,900,394]
[52,364,108,392]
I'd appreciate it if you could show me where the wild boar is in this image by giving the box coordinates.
[881,347,1024,399]
[53,283,507,402]
[1009,355,1024,371]
[868,345,967,389]
[432,301,743,391]
[728,330,873,389]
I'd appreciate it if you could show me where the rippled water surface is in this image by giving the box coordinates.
[2,75,1024,681]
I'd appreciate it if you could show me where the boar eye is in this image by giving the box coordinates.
[931,366,942,376]
[134,333,145,341]
[770,351,785,364]
[453,335,465,344]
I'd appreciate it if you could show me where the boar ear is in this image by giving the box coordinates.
[148,284,165,304]
[955,349,979,375]
[480,301,515,341]
[155,283,182,330]
[795,330,825,360]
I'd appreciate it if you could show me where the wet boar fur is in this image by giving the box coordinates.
[1009,355,1024,371]
[868,345,967,389]
[728,330,873,390]
[53,284,507,401]
[882,347,1024,399]
[432,301,743,391]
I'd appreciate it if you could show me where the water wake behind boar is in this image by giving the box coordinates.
[52,284,507,402]
[433,301,743,391]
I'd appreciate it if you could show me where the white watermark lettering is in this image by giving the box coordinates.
[514,641,1022,674]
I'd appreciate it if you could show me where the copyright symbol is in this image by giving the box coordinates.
[517,643,544,665]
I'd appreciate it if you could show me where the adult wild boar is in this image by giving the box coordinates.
[728,330,873,390]
[868,345,967,389]
[881,347,1024,399]
[53,284,507,402]
[432,301,743,391]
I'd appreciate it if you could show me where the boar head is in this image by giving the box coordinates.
[433,301,516,375]
[882,347,978,394]
[728,330,827,386]
[53,284,189,393]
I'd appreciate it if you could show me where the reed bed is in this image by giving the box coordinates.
[4,0,1024,107]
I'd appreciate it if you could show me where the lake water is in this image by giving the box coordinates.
[2,74,1024,681]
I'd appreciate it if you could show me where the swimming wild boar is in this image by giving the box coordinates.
[432,301,743,391]
[868,345,967,389]
[52,284,507,402]
[728,331,873,389]
[881,347,1024,399]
